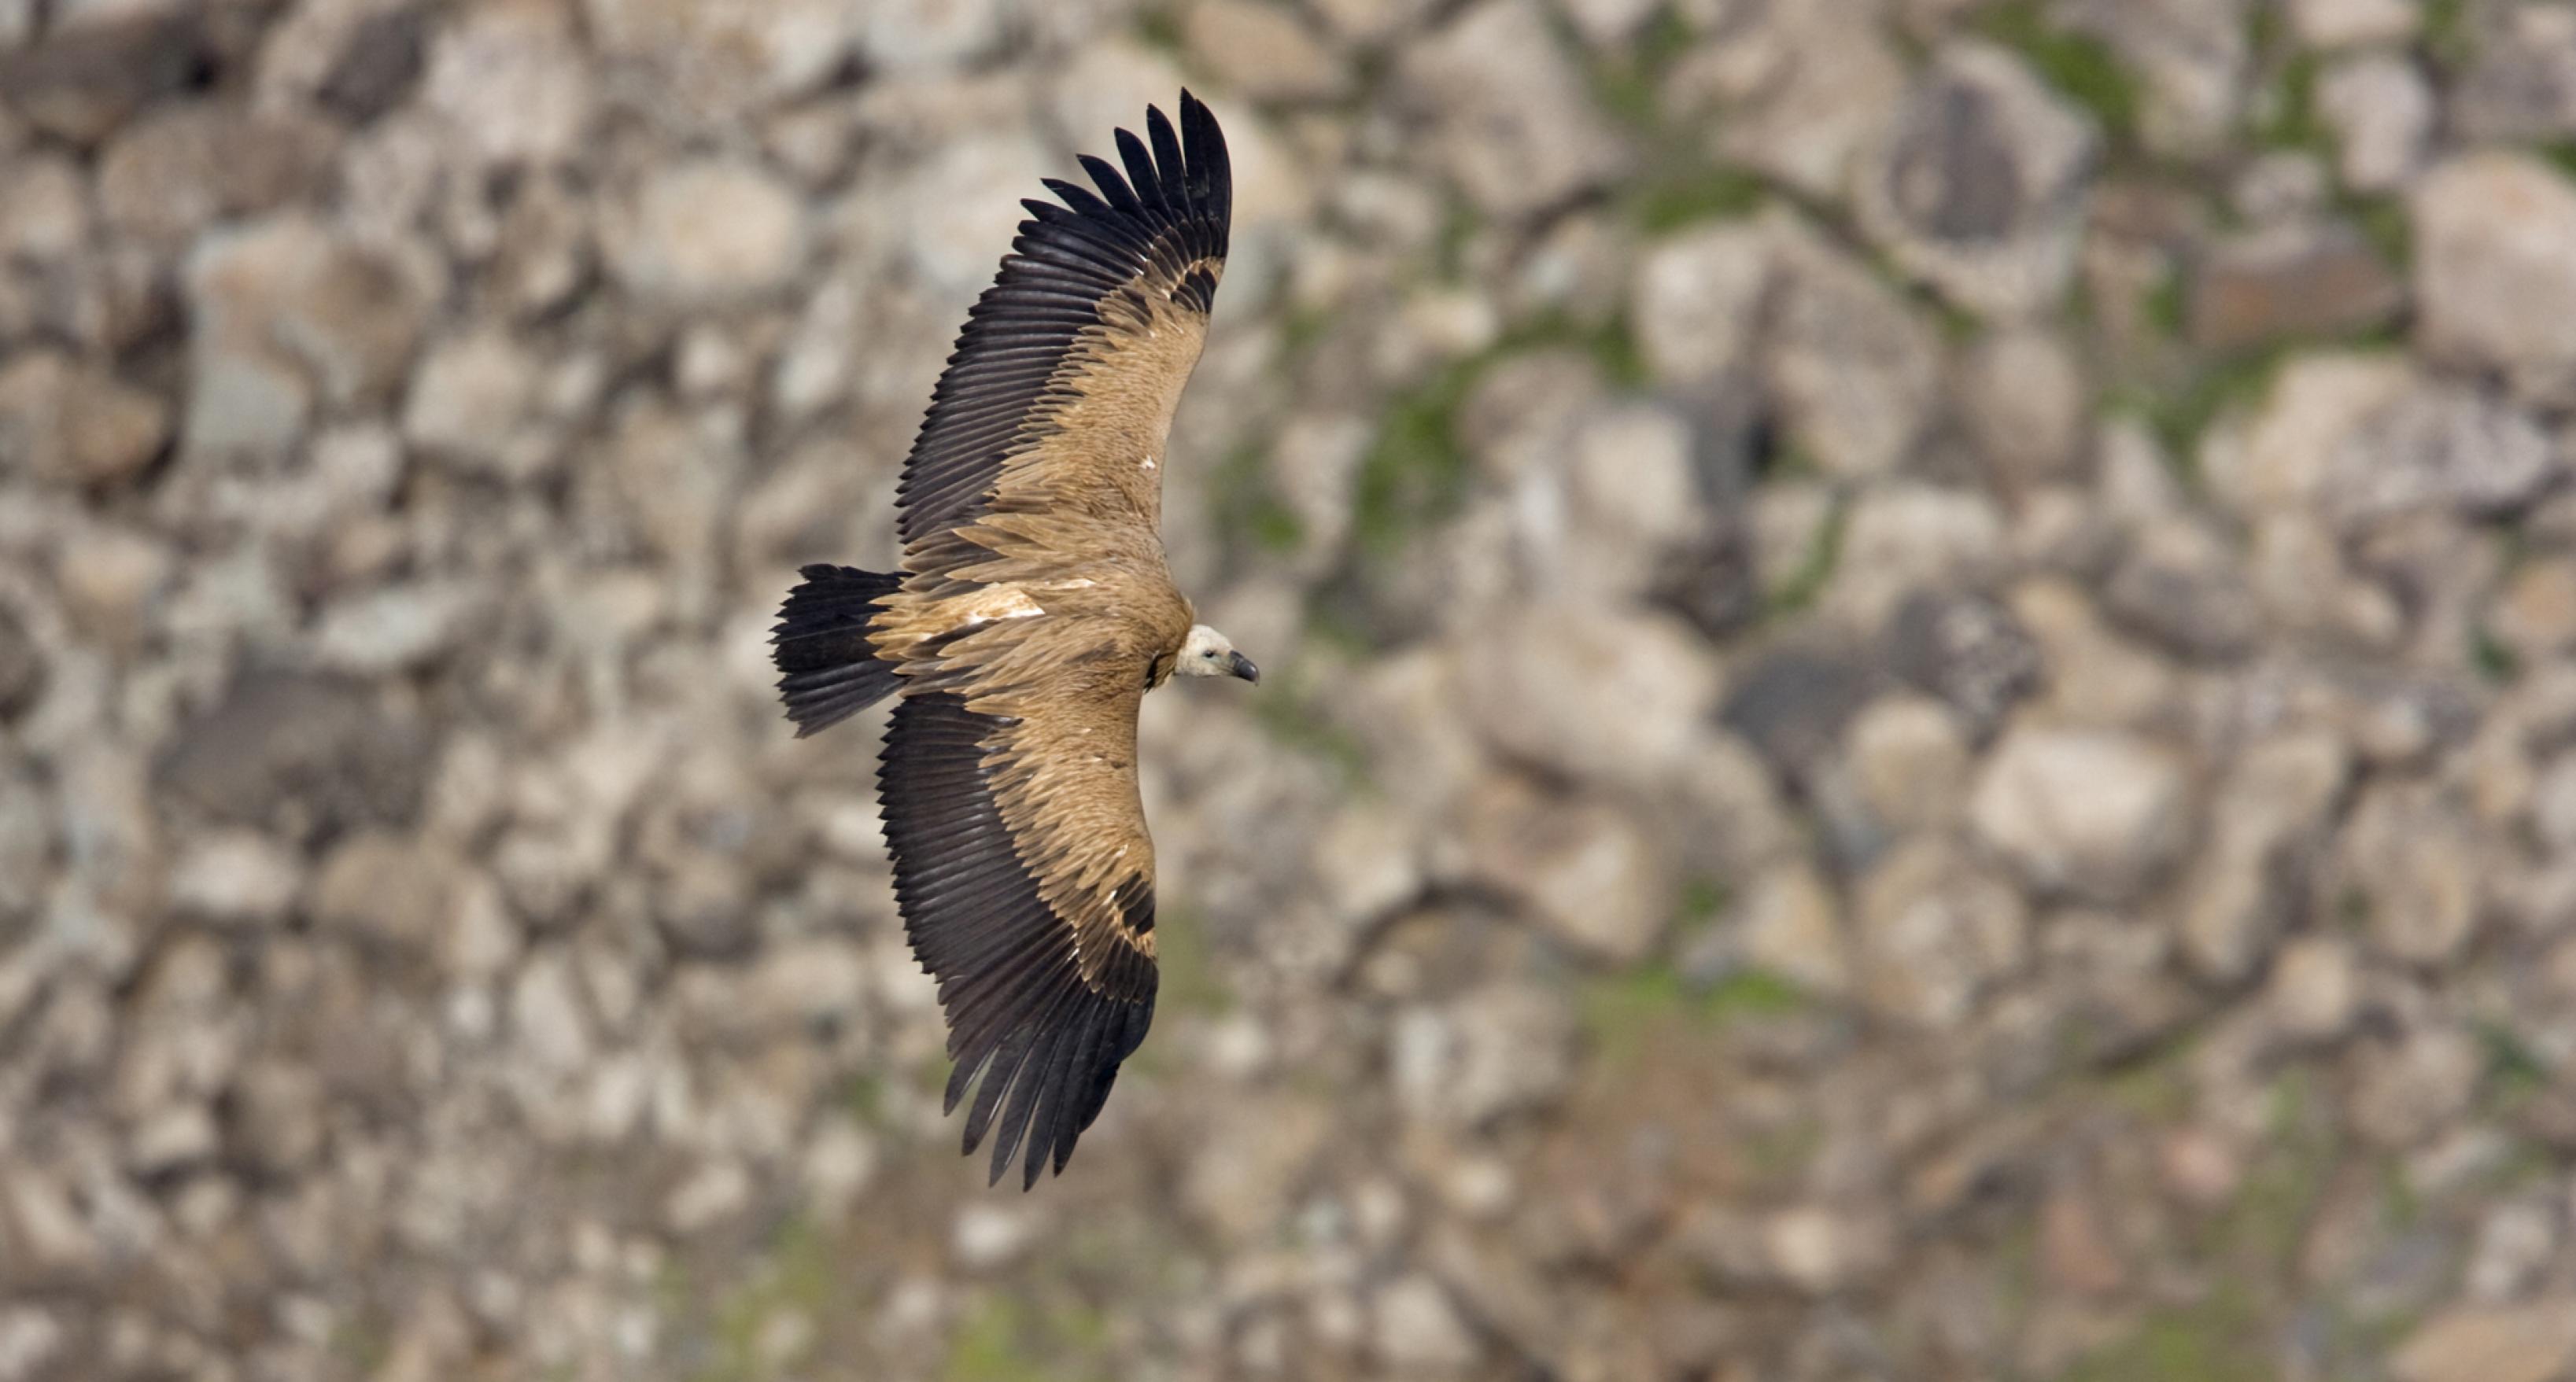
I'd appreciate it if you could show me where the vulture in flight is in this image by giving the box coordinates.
[769,93,1254,1189]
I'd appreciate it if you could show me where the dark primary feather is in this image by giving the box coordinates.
[892,90,1232,547]
[878,693,1157,1189]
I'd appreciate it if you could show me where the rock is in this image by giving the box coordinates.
[1853,838,2028,1028]
[854,0,1005,73]
[2231,150,2331,227]
[1649,515,1762,643]
[1183,1095,1332,1244]
[1854,40,2098,317]
[1555,0,1660,46]
[230,1065,324,1177]
[1732,861,1850,996]
[2289,0,2416,48]
[603,159,807,304]
[1959,326,2087,486]
[167,831,302,923]
[0,152,87,261]
[1460,602,1722,797]
[1829,485,2009,634]
[1845,694,1971,835]
[1632,219,1771,386]
[312,581,488,675]
[0,605,39,722]
[1665,2,1907,201]
[2320,53,2433,194]
[308,831,463,956]
[1185,2,1344,103]
[421,0,592,165]
[1762,1204,1897,1295]
[2324,384,2558,531]
[1312,0,1441,43]
[2207,350,2415,519]
[2452,9,2576,144]
[2338,783,2483,966]
[597,397,737,569]
[0,9,212,145]
[2466,1200,2560,1303]
[2533,754,2576,855]
[665,1159,751,1236]
[511,949,592,1075]
[1398,0,1629,222]
[2413,154,2576,404]
[184,215,438,448]
[585,0,858,112]
[2190,222,2404,354]
[1373,1274,1479,1372]
[1719,649,1877,785]
[157,672,430,839]
[1547,402,1706,599]
[2064,0,2251,159]
[2350,1024,2482,1149]
[2266,935,2360,1042]
[1882,590,2041,738]
[0,1306,63,1382]
[1462,784,1670,964]
[95,104,337,245]
[2040,1184,2127,1297]
[1971,726,2192,904]
[2101,518,2264,663]
[402,330,546,478]
[0,350,171,486]
[54,526,170,648]
[1389,983,1574,1128]
[316,7,429,125]
[651,849,755,960]
[1767,227,1943,481]
[127,1101,217,1174]
[2493,560,2576,664]
[2179,730,2350,982]
[854,133,1049,305]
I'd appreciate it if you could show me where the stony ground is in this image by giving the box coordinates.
[13,0,2576,1377]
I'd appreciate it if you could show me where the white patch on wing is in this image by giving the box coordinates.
[945,584,1045,632]
[1140,454,1157,471]
[1032,577,1097,591]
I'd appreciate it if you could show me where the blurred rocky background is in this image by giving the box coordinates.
[13,0,2576,1377]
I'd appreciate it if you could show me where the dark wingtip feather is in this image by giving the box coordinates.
[1114,127,1166,215]
[1077,153,1144,217]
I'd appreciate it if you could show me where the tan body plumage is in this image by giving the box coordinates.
[769,93,1250,1189]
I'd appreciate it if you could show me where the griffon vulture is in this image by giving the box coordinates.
[769,93,1255,1189]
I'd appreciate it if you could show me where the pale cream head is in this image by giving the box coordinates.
[1176,624,1259,682]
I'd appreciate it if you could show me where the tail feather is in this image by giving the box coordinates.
[773,565,902,737]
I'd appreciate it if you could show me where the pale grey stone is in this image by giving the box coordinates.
[1398,0,1629,221]
[2321,53,2433,194]
[603,159,807,304]
[1971,726,2192,904]
[2413,154,2576,404]
[1854,838,2028,1028]
[1373,1274,1479,1372]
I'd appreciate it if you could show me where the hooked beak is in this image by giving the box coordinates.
[1226,650,1260,684]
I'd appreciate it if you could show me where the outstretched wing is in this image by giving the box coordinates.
[894,90,1231,580]
[880,649,1162,1189]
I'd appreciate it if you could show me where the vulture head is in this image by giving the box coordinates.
[1178,624,1259,684]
